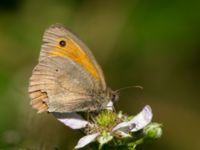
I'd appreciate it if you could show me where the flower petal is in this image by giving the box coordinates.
[75,133,99,149]
[112,105,153,132]
[97,132,113,149]
[131,105,152,132]
[112,121,130,132]
[106,101,114,111]
[53,112,89,129]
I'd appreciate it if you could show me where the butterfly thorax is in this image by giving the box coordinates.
[87,88,118,112]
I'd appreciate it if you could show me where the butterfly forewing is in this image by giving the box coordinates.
[29,24,110,113]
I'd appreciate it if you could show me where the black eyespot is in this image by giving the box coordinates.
[59,40,66,47]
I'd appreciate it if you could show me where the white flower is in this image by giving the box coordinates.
[53,105,153,149]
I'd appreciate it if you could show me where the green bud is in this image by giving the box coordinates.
[143,123,162,139]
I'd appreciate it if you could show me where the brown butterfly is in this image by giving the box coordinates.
[28,24,117,113]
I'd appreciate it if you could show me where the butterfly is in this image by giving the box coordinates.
[28,24,117,113]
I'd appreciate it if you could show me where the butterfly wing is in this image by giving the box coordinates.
[29,24,108,113]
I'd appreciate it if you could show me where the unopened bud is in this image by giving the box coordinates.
[143,123,162,139]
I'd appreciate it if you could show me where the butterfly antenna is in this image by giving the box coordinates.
[115,85,143,93]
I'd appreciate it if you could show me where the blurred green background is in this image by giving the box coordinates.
[0,0,200,149]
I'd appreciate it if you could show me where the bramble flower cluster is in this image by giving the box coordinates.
[53,102,162,149]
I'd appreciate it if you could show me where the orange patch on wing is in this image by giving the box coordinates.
[49,38,100,80]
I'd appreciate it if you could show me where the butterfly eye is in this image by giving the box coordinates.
[59,40,66,47]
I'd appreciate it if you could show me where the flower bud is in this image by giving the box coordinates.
[143,123,162,139]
